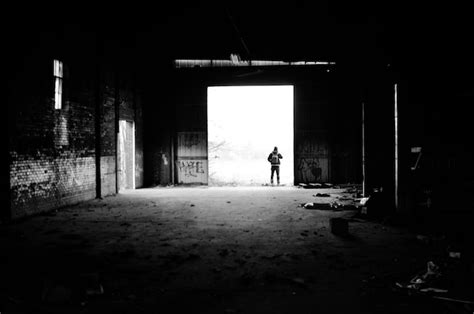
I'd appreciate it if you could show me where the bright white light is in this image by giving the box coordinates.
[208,85,294,186]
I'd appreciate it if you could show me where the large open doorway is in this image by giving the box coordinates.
[208,85,294,186]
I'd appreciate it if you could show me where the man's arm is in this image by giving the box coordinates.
[278,153,283,159]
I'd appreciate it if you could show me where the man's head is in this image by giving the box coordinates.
[273,146,278,153]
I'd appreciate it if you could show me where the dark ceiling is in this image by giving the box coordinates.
[6,1,474,76]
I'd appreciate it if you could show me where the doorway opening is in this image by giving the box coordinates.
[207,85,294,186]
[118,120,135,191]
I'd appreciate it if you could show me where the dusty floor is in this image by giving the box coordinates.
[0,187,471,313]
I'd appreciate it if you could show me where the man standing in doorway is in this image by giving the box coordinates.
[268,147,283,185]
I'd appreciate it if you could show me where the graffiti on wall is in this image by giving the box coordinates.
[297,158,322,182]
[178,160,205,178]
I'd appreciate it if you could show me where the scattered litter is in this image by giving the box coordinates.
[432,296,474,305]
[301,203,331,210]
[360,197,370,206]
[298,183,333,189]
[396,261,443,291]
[291,277,307,287]
[416,234,432,245]
[330,202,343,210]
[419,287,448,293]
[448,251,461,259]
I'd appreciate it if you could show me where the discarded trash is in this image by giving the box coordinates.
[432,296,474,305]
[301,203,331,210]
[448,251,461,259]
[360,197,370,206]
[299,183,333,189]
[396,261,443,291]
[291,277,306,287]
[330,202,343,210]
[419,287,448,293]
[416,234,431,245]
[330,218,348,235]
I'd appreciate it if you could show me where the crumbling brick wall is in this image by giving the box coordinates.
[8,57,142,219]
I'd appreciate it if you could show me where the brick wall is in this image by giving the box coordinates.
[8,56,142,219]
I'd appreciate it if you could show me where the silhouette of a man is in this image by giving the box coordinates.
[268,146,283,185]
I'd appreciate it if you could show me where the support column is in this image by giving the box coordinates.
[362,102,366,197]
[394,84,399,210]
[94,65,102,199]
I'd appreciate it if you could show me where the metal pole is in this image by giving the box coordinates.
[394,84,399,210]
[170,134,175,185]
[362,102,366,197]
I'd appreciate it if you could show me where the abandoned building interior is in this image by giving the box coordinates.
[3,2,474,313]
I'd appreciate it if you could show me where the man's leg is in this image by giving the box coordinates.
[276,166,280,185]
[270,167,274,184]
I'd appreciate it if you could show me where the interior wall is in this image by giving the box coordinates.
[176,132,208,184]
[398,72,474,215]
[144,66,362,186]
[7,50,143,219]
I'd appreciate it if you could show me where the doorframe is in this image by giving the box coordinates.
[117,119,136,191]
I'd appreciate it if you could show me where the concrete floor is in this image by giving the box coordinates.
[0,187,458,313]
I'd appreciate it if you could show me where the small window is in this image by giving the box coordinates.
[54,59,63,109]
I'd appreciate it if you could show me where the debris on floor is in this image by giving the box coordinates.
[394,252,474,310]
[298,183,333,189]
[359,197,370,206]
[301,202,332,210]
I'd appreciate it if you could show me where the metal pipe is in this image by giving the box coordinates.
[394,84,399,210]
[170,134,175,185]
[362,102,366,197]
